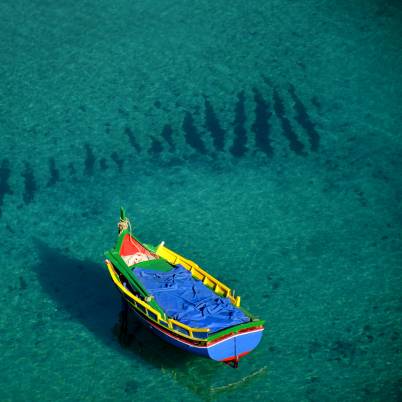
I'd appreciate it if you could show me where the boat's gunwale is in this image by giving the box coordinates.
[104,228,264,343]
[106,260,212,341]
[133,303,264,349]
[154,243,242,307]
[105,258,264,343]
[110,260,264,347]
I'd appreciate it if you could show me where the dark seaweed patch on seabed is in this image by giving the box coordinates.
[19,276,27,291]
[149,136,163,155]
[203,96,225,152]
[47,158,60,187]
[21,162,37,204]
[125,127,142,152]
[161,124,175,152]
[288,84,320,151]
[99,158,108,171]
[182,111,207,154]
[84,144,96,176]
[230,91,248,157]
[272,89,306,156]
[311,96,321,110]
[68,162,76,176]
[111,152,124,172]
[0,159,13,216]
[252,88,273,156]
[105,122,111,135]
[1,81,324,216]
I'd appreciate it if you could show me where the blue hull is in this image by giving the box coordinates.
[131,306,264,362]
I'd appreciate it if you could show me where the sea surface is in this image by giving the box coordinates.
[0,1,401,401]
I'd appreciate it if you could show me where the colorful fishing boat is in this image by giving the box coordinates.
[104,208,264,367]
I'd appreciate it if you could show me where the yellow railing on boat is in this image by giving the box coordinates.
[155,243,241,307]
[105,260,210,341]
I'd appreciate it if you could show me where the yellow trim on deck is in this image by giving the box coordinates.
[155,244,241,307]
[105,260,210,341]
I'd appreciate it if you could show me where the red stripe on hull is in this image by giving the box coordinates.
[221,351,250,362]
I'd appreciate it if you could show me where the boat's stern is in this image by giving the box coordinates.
[206,324,264,365]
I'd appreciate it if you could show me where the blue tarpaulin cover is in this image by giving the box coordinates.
[132,265,249,333]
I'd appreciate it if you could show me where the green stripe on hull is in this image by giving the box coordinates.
[206,320,265,342]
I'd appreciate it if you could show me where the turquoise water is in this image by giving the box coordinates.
[1,0,401,400]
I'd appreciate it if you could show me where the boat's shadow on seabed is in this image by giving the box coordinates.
[33,239,193,369]
[34,240,262,400]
